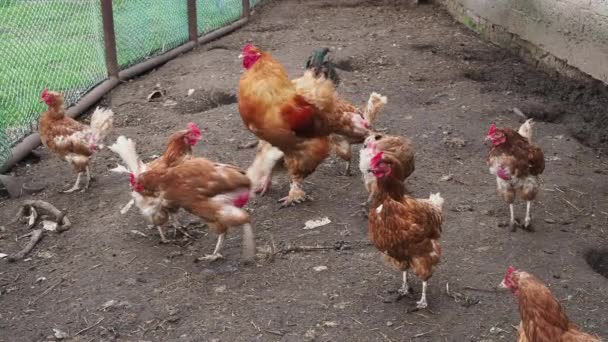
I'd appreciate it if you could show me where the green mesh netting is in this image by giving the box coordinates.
[0,0,257,169]
[197,0,242,35]
[0,0,107,166]
[114,0,190,68]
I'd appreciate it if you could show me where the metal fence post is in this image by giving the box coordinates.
[101,0,119,79]
[187,0,198,43]
[242,0,250,18]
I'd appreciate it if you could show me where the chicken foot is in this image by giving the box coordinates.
[397,271,413,296]
[416,281,428,309]
[156,225,170,244]
[62,172,83,193]
[278,180,309,207]
[198,233,225,261]
[171,214,192,239]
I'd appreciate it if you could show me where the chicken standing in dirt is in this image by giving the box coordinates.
[486,119,545,231]
[359,133,415,204]
[110,136,255,262]
[246,48,387,195]
[500,266,602,341]
[112,123,202,242]
[365,144,442,309]
[238,44,371,206]
[39,89,113,193]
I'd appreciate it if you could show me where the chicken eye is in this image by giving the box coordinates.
[374,134,382,140]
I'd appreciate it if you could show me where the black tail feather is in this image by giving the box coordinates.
[305,48,340,86]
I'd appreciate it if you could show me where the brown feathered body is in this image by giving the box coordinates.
[368,183,442,283]
[359,133,415,201]
[503,270,601,342]
[238,45,370,204]
[366,142,441,308]
[39,92,113,174]
[147,130,195,171]
[486,124,545,205]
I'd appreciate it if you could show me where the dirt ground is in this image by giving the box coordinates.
[1,0,608,341]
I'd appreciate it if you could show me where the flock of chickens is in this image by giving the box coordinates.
[35,45,601,341]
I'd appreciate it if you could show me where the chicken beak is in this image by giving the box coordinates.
[498,279,507,289]
[238,54,244,59]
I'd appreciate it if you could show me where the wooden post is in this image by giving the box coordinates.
[187,0,198,42]
[242,0,250,18]
[100,0,119,79]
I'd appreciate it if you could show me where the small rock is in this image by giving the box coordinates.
[0,253,7,259]
[544,218,556,224]
[53,328,68,340]
[321,321,338,327]
[452,204,473,212]
[313,265,328,272]
[443,136,467,148]
[439,174,453,182]
[386,321,394,327]
[214,285,227,293]
[187,89,195,96]
[304,217,331,230]
[36,277,47,283]
[101,299,118,311]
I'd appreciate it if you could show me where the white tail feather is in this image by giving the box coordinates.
[246,140,284,188]
[363,92,387,124]
[90,107,114,144]
[109,136,145,176]
[518,118,534,142]
[241,223,256,263]
[428,192,444,210]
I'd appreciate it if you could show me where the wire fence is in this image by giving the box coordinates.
[0,0,255,169]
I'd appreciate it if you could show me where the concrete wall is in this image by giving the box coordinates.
[442,0,608,83]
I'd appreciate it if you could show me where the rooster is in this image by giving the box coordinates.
[486,119,545,231]
[241,46,385,202]
[366,148,442,309]
[359,133,415,205]
[39,89,113,193]
[500,266,601,341]
[110,136,255,262]
[112,123,202,242]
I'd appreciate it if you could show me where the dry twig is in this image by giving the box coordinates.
[8,229,43,262]
[75,317,105,336]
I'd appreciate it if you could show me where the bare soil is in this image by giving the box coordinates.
[1,0,607,341]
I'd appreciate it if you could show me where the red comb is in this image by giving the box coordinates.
[129,173,137,187]
[370,151,384,167]
[487,123,497,136]
[41,89,49,98]
[506,265,516,275]
[187,122,201,138]
[242,43,254,53]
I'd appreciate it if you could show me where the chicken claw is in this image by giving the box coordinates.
[278,182,308,207]
[61,172,83,193]
[397,271,413,296]
[197,253,224,262]
[254,176,272,196]
[197,234,225,262]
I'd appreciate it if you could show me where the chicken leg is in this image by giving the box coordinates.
[62,172,83,193]
[523,201,534,231]
[397,271,412,295]
[156,225,170,244]
[508,203,517,232]
[279,179,308,207]
[198,233,225,261]
[80,166,91,192]
[416,281,428,309]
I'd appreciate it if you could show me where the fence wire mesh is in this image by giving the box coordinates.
[0,0,107,166]
[0,0,256,168]
[197,0,242,35]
